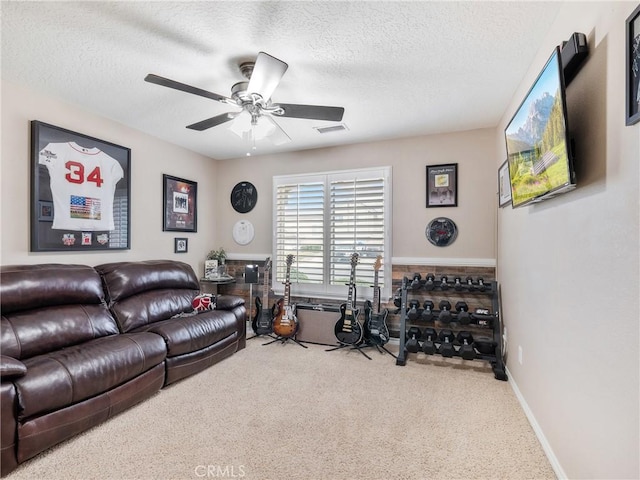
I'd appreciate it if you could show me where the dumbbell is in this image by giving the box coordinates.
[453,276,464,291]
[393,288,402,308]
[410,273,422,290]
[456,331,476,360]
[407,299,421,321]
[421,300,435,321]
[476,277,487,292]
[405,326,422,353]
[455,301,471,325]
[421,328,437,355]
[439,275,450,290]
[474,336,496,356]
[438,329,456,357]
[438,300,452,324]
[465,276,476,291]
[424,273,435,291]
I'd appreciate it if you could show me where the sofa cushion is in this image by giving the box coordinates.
[95,260,200,333]
[15,332,166,420]
[1,264,120,359]
[0,356,27,379]
[137,310,239,358]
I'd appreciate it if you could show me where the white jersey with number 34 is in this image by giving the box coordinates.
[38,142,124,231]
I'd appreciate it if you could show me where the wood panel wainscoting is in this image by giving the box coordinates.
[215,259,496,339]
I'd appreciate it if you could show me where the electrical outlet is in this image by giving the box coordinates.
[518,345,523,365]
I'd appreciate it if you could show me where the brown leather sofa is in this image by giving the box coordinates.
[0,260,246,476]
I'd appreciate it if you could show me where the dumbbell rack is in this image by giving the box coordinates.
[395,276,507,381]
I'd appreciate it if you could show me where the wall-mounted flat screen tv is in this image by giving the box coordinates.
[505,46,576,208]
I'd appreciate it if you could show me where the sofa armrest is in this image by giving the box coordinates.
[215,295,245,311]
[1,356,27,380]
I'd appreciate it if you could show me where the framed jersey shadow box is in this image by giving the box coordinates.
[30,120,131,251]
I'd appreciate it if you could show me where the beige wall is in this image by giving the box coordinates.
[216,128,497,264]
[496,2,639,478]
[0,80,218,274]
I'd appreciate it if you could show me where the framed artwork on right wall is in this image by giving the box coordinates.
[498,160,512,208]
[626,3,640,125]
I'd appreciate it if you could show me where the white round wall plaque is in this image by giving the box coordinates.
[232,220,255,245]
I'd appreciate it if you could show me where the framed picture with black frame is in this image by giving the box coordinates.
[163,174,197,232]
[498,160,512,207]
[30,120,131,251]
[627,3,640,126]
[174,237,188,253]
[426,163,458,207]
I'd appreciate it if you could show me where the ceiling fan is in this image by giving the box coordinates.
[145,52,345,146]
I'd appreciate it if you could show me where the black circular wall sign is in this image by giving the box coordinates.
[426,217,458,247]
[230,181,257,213]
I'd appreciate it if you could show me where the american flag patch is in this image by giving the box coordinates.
[70,195,101,220]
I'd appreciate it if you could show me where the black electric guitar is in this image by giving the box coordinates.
[272,254,298,338]
[252,257,273,335]
[364,255,390,345]
[334,253,364,345]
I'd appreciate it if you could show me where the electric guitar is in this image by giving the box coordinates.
[334,253,364,345]
[363,255,390,345]
[272,254,298,338]
[252,257,273,335]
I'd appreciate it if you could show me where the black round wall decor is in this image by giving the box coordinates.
[230,181,257,213]
[425,217,458,247]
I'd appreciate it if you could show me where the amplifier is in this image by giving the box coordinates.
[295,303,341,346]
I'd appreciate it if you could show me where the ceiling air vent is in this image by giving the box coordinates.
[314,124,349,134]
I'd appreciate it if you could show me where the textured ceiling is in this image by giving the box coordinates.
[1,1,563,160]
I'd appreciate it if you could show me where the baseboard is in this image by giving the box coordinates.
[506,366,567,479]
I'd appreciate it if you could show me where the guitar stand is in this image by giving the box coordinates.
[247,332,276,341]
[262,335,308,348]
[359,342,398,359]
[325,343,372,360]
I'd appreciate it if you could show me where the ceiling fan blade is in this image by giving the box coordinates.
[247,52,288,101]
[145,74,231,104]
[263,116,292,146]
[186,112,239,131]
[275,103,345,122]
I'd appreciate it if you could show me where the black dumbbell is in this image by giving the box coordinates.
[410,273,422,290]
[439,275,449,290]
[405,326,422,353]
[421,328,437,355]
[465,276,476,291]
[393,288,402,308]
[438,329,455,357]
[438,300,452,324]
[453,276,464,291]
[407,299,421,321]
[474,336,496,356]
[476,277,487,292]
[421,300,435,321]
[424,273,435,291]
[456,331,476,360]
[455,301,471,325]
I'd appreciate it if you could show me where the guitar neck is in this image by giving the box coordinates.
[347,269,356,309]
[372,269,380,314]
[261,268,270,306]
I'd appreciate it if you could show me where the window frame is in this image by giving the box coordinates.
[272,166,392,303]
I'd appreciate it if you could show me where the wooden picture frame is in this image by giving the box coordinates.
[426,163,458,207]
[30,120,131,251]
[498,160,512,207]
[174,237,188,253]
[163,174,197,232]
[627,3,640,126]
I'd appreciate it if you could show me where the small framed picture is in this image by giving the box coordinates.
[626,4,640,125]
[426,163,458,207]
[174,237,188,253]
[38,200,54,221]
[498,160,512,207]
[163,174,197,232]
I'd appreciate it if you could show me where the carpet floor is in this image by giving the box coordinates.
[6,337,555,480]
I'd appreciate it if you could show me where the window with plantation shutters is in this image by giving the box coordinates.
[273,167,391,301]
